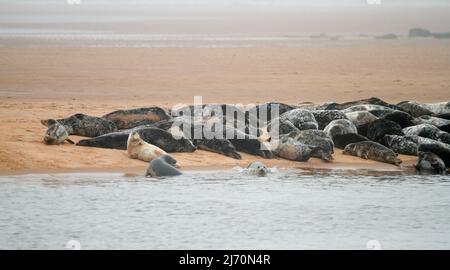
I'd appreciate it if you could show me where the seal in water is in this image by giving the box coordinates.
[145,155,181,177]
[273,136,318,162]
[418,143,450,168]
[41,113,117,137]
[343,141,402,166]
[247,161,269,177]
[194,138,241,160]
[269,109,318,135]
[396,101,434,117]
[402,124,450,145]
[415,151,447,175]
[366,119,404,144]
[344,111,378,128]
[102,107,171,129]
[77,127,196,152]
[311,110,348,130]
[127,131,167,162]
[43,119,74,145]
[332,133,369,150]
[377,110,416,128]
[323,119,358,138]
[288,129,334,161]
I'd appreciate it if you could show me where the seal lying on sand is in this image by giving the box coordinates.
[416,115,450,130]
[127,131,167,162]
[383,134,449,156]
[43,119,74,145]
[344,111,378,127]
[269,109,318,135]
[323,119,357,138]
[311,110,348,130]
[332,133,369,150]
[343,141,402,166]
[246,102,295,124]
[415,151,447,175]
[273,136,318,162]
[397,101,434,117]
[418,144,450,168]
[145,155,181,177]
[366,119,404,144]
[103,107,171,129]
[324,97,398,111]
[342,104,393,114]
[41,113,117,137]
[194,138,241,160]
[77,127,196,152]
[377,110,416,128]
[247,161,269,177]
[403,124,450,144]
[421,101,450,115]
[288,129,334,161]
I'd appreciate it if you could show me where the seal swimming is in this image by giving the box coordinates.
[102,107,171,129]
[247,161,269,177]
[145,155,182,177]
[415,151,447,175]
[343,141,402,166]
[127,131,167,162]
[41,113,117,137]
[43,119,74,145]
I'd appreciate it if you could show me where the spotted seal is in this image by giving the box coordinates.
[145,155,181,177]
[102,107,171,129]
[343,141,402,166]
[41,113,117,137]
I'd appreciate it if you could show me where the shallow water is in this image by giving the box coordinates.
[0,169,449,250]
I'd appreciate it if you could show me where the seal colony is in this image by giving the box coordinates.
[41,98,450,176]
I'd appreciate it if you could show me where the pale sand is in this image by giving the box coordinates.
[1,42,449,174]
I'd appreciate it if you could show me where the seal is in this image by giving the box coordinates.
[323,119,358,138]
[102,107,171,129]
[227,127,273,159]
[366,119,404,144]
[273,136,318,162]
[403,124,450,144]
[41,113,117,137]
[415,151,447,175]
[377,110,416,128]
[421,101,450,115]
[43,119,74,145]
[287,129,334,161]
[324,97,398,111]
[311,110,348,130]
[194,138,241,159]
[145,155,182,177]
[269,109,318,135]
[344,111,378,128]
[77,127,197,152]
[343,141,402,166]
[246,102,295,124]
[127,131,167,162]
[418,143,450,168]
[332,133,369,150]
[396,101,434,117]
[342,104,393,114]
[247,161,269,177]
[416,115,450,129]
[382,135,420,156]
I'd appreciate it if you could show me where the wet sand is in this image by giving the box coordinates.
[1,42,449,174]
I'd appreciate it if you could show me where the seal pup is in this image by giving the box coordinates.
[103,107,171,129]
[145,155,182,177]
[403,124,450,144]
[332,133,369,150]
[323,119,357,138]
[415,151,447,175]
[343,141,402,166]
[344,111,378,127]
[273,136,318,162]
[127,131,167,162]
[43,119,74,145]
[42,113,117,137]
[418,143,450,168]
[288,129,334,161]
[194,138,241,160]
[366,119,404,144]
[311,110,348,130]
[247,161,269,177]
[397,101,434,117]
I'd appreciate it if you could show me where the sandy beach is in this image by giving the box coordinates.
[2,42,449,174]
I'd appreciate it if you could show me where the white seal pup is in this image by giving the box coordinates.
[127,131,167,162]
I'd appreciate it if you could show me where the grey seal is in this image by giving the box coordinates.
[377,110,416,128]
[402,124,450,144]
[311,110,348,130]
[194,138,241,160]
[342,104,393,114]
[415,151,447,175]
[421,101,450,115]
[145,155,182,177]
[366,119,404,144]
[332,133,369,150]
[416,115,450,129]
[344,111,378,127]
[273,136,318,162]
[343,141,402,166]
[41,113,117,137]
[103,107,171,129]
[382,135,420,156]
[269,109,318,135]
[323,119,358,138]
[287,129,334,161]
[43,119,74,145]
[397,101,434,117]
[418,143,450,168]
[247,161,269,177]
[324,97,398,111]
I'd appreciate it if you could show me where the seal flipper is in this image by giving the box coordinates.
[66,138,75,144]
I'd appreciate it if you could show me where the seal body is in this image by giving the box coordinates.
[382,135,419,156]
[344,111,378,127]
[103,107,171,129]
[397,101,434,117]
[416,115,450,129]
[421,101,450,115]
[288,129,334,161]
[273,136,317,162]
[43,119,71,145]
[415,151,447,175]
[324,97,397,111]
[127,131,167,162]
[343,141,402,166]
[366,119,404,144]
[272,109,318,135]
[311,110,348,130]
[42,113,117,137]
[342,104,393,114]
[403,124,450,144]
[323,119,357,138]
[145,155,181,177]
[247,161,269,177]
[194,138,241,160]
[418,143,450,168]
[378,110,416,128]
[332,133,369,150]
